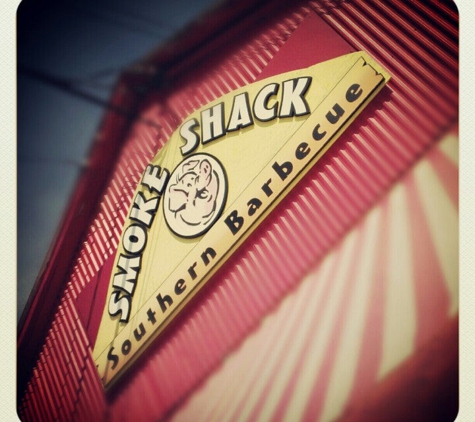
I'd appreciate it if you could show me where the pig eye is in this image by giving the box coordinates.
[196,188,208,199]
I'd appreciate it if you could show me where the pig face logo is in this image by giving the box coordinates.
[163,154,228,238]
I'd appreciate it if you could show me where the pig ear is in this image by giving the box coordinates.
[182,160,199,173]
[199,159,211,177]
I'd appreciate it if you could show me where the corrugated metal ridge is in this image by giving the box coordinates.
[18,295,107,422]
[153,127,458,422]
[17,5,312,421]
[107,2,458,421]
[162,133,458,421]
[311,1,458,117]
[18,1,458,421]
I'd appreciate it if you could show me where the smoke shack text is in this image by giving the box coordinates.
[108,165,170,323]
[179,77,312,155]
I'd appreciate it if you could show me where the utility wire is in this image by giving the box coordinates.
[71,62,158,90]
[70,66,123,85]
[18,154,87,168]
[18,65,162,130]
[19,2,189,90]
[84,1,180,33]
[66,1,172,40]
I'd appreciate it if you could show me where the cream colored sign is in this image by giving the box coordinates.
[93,52,390,389]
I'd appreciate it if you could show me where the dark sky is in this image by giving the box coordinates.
[17,0,218,322]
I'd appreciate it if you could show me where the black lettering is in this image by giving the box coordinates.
[272,160,293,181]
[346,83,363,103]
[201,247,217,266]
[295,142,310,160]
[133,323,146,342]
[261,179,273,197]
[188,262,198,280]
[247,198,262,217]
[107,347,119,370]
[156,293,173,313]
[225,210,244,235]
[175,279,186,295]
[121,339,132,355]
[326,103,345,124]
[312,124,327,141]
[147,308,157,325]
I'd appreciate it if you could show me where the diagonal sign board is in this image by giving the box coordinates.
[93,51,390,389]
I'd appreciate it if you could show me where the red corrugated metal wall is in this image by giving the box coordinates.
[18,1,458,421]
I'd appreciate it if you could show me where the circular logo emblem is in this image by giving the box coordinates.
[163,153,228,238]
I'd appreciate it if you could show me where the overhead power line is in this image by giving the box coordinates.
[18,154,87,168]
[18,65,162,130]
[88,2,180,33]
[66,1,174,40]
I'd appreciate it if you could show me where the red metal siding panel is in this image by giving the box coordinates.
[31,369,50,422]
[26,382,43,422]
[45,333,71,417]
[18,1,457,421]
[160,136,458,419]
[36,365,58,421]
[38,353,61,418]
